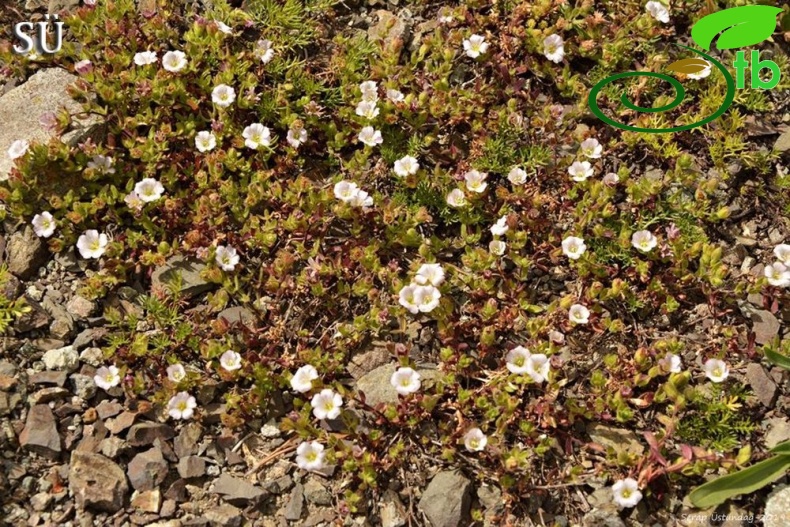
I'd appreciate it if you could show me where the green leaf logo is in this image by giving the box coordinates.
[691,5,782,51]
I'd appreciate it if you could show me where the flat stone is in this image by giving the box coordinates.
[70,373,97,400]
[0,374,17,391]
[29,371,68,386]
[69,451,128,512]
[66,295,96,319]
[29,387,69,405]
[217,307,256,328]
[745,363,778,407]
[15,299,51,333]
[174,422,203,458]
[19,405,61,459]
[356,364,439,406]
[96,400,123,420]
[751,309,780,345]
[127,422,174,446]
[284,483,304,521]
[131,489,161,513]
[151,256,213,298]
[764,417,790,449]
[775,128,790,153]
[347,347,391,379]
[586,423,645,457]
[42,345,79,372]
[380,489,407,527]
[100,436,128,459]
[177,456,206,479]
[127,447,169,491]
[765,485,790,527]
[204,504,243,527]
[107,411,137,435]
[582,509,625,527]
[211,473,267,505]
[418,471,472,527]
[303,478,332,506]
[5,226,48,279]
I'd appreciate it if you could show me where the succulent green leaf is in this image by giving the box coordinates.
[691,6,782,50]
[764,347,790,371]
[687,455,790,509]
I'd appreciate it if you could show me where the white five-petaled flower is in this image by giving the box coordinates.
[358,126,383,147]
[242,123,272,149]
[134,178,165,203]
[646,1,670,24]
[464,170,488,193]
[463,34,489,59]
[569,304,590,324]
[580,138,603,159]
[631,230,658,253]
[32,212,56,238]
[215,245,240,271]
[414,263,445,287]
[568,161,593,182]
[291,365,319,393]
[394,155,419,177]
[491,215,509,236]
[463,428,487,452]
[603,172,620,186]
[390,366,421,395]
[125,192,143,211]
[359,81,378,102]
[168,392,197,420]
[355,100,380,120]
[77,230,109,259]
[773,244,790,265]
[506,346,531,375]
[543,34,565,63]
[612,478,643,509]
[446,188,466,208]
[489,240,506,256]
[167,363,186,382]
[525,354,551,383]
[386,88,404,103]
[195,131,217,153]
[398,284,419,314]
[215,20,233,34]
[254,39,275,63]
[334,181,360,202]
[348,189,373,208]
[162,50,188,72]
[87,154,115,174]
[296,441,326,472]
[765,263,790,287]
[507,167,527,185]
[212,84,236,108]
[562,236,587,260]
[7,139,29,160]
[414,284,441,313]
[704,358,729,383]
[133,51,158,66]
[219,350,242,371]
[93,365,120,391]
[687,60,712,80]
[310,388,343,420]
[287,128,307,148]
[658,352,682,374]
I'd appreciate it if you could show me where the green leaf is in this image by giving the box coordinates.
[691,6,783,50]
[764,347,790,371]
[769,440,790,456]
[687,455,790,508]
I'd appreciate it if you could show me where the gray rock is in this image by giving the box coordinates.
[204,503,243,527]
[217,306,255,328]
[69,451,128,512]
[745,363,777,407]
[78,346,104,366]
[66,295,96,319]
[151,256,213,297]
[70,373,97,400]
[764,417,790,449]
[586,423,645,457]
[48,0,80,13]
[19,405,61,459]
[127,423,175,447]
[775,128,790,153]
[368,10,411,50]
[380,489,407,527]
[284,483,304,521]
[303,478,331,506]
[42,345,79,372]
[15,299,51,333]
[127,447,169,491]
[0,69,104,181]
[347,347,391,379]
[28,386,69,405]
[5,226,48,279]
[73,329,107,351]
[29,370,68,386]
[582,509,625,527]
[751,309,780,345]
[418,471,472,527]
[177,456,206,479]
[211,473,267,505]
[95,400,123,419]
[765,485,790,527]
[30,492,53,512]
[174,422,203,458]
[100,436,129,459]
[356,364,439,406]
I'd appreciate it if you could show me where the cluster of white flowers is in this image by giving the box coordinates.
[505,346,551,383]
[398,263,444,314]
[334,180,373,208]
[489,214,509,256]
[567,137,603,183]
[765,244,790,287]
[354,82,384,146]
[463,34,489,59]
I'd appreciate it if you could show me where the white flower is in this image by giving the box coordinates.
[334,181,360,202]
[167,364,186,382]
[254,39,275,63]
[291,365,319,393]
[242,123,272,149]
[134,178,165,202]
[394,155,419,177]
[359,81,378,102]
[646,1,670,23]
[464,170,488,193]
[348,189,373,208]
[704,358,729,383]
[489,239,506,255]
[687,61,711,80]
[603,172,620,186]
[446,188,467,208]
[77,230,109,259]
[358,126,383,147]
[195,131,217,153]
[398,284,420,314]
[162,50,188,72]
[93,365,120,391]
[507,167,527,185]
[491,215,509,236]
[631,230,657,253]
[386,88,404,103]
[543,34,565,63]
[612,478,643,509]
[526,354,551,383]
[168,392,197,420]
[32,212,56,238]
[355,100,379,120]
[506,346,531,374]
[658,353,682,374]
[287,128,307,148]
[7,139,29,160]
[215,245,240,271]
[580,138,603,159]
[310,388,343,420]
[133,51,157,66]
[568,161,593,182]
[765,262,790,287]
[414,263,445,287]
[562,236,587,260]
[215,21,233,34]
[219,350,242,371]
[87,154,115,174]
[463,428,487,451]
[125,192,143,211]
[463,34,489,58]
[212,84,236,108]
[390,367,421,395]
[74,59,92,74]
[569,304,590,324]
[414,285,441,313]
[773,244,790,265]
[296,441,326,472]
